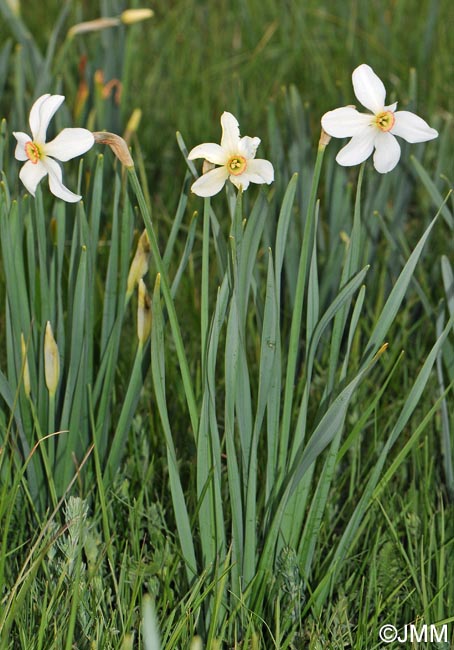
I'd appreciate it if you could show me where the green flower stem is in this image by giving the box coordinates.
[278,141,327,475]
[201,197,211,376]
[104,341,149,480]
[127,167,199,438]
[326,162,365,395]
[47,392,56,470]
[28,397,58,509]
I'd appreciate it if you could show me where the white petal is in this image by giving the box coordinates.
[385,101,398,112]
[238,135,261,159]
[187,142,227,165]
[220,112,241,153]
[230,174,250,191]
[352,64,386,114]
[42,157,82,202]
[335,128,376,166]
[321,107,372,138]
[28,94,51,139]
[19,160,48,196]
[30,94,65,143]
[241,158,274,185]
[391,111,438,143]
[191,166,229,197]
[13,131,32,161]
[373,132,401,173]
[44,128,94,161]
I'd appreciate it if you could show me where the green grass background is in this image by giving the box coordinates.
[0,0,453,648]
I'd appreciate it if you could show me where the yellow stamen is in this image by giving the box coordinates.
[373,110,395,132]
[227,155,247,176]
[25,141,41,164]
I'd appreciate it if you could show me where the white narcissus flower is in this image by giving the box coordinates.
[13,94,94,202]
[321,64,438,173]
[188,111,274,197]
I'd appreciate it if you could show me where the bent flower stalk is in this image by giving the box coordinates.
[188,111,274,197]
[321,64,438,173]
[13,94,94,202]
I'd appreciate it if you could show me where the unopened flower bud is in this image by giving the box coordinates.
[190,636,203,650]
[127,230,151,296]
[68,17,120,38]
[6,0,20,16]
[44,322,60,396]
[121,8,154,24]
[137,279,152,344]
[92,131,134,168]
[20,333,31,398]
[124,108,142,145]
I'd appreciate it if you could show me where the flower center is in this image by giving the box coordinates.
[227,155,247,176]
[373,110,395,132]
[25,141,41,164]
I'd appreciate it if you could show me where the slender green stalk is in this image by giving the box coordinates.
[278,140,327,474]
[27,398,58,508]
[89,392,116,575]
[326,162,365,394]
[243,250,278,586]
[201,197,211,376]
[151,274,198,581]
[47,393,55,469]
[104,342,149,480]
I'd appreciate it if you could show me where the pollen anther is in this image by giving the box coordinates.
[25,141,41,164]
[374,110,395,132]
[227,155,247,176]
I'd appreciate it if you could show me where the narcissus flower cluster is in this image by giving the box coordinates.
[13,64,439,204]
[13,94,94,202]
[321,64,438,173]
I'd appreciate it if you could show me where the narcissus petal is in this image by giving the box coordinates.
[42,157,82,203]
[30,94,65,142]
[322,107,372,138]
[240,158,275,185]
[352,64,386,114]
[44,128,95,161]
[191,167,229,197]
[188,143,227,165]
[392,111,439,143]
[238,135,261,158]
[12,131,31,161]
[335,128,376,167]
[19,160,47,196]
[220,112,241,153]
[373,132,401,173]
